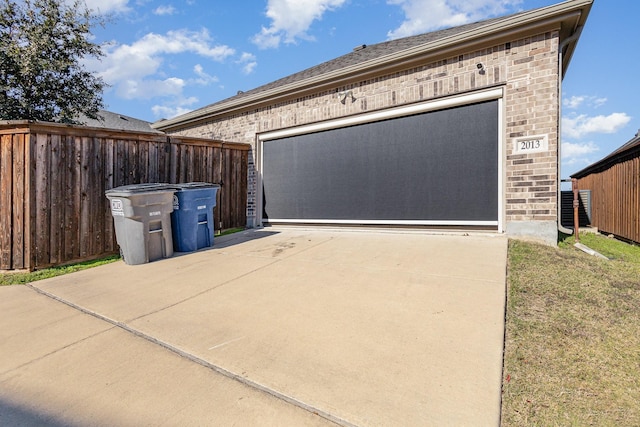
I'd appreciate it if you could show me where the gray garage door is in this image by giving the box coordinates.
[262,100,499,226]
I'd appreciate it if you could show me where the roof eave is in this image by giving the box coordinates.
[572,136,640,178]
[154,0,592,132]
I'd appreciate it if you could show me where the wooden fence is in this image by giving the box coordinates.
[0,121,249,271]
[574,155,640,244]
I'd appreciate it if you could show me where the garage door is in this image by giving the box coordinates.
[260,92,501,228]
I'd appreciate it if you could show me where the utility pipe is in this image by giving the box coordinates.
[557,26,583,236]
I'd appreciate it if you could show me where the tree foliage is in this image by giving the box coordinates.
[0,0,106,123]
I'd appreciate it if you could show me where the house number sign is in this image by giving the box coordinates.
[514,134,548,154]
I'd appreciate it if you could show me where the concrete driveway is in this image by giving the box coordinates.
[0,227,508,426]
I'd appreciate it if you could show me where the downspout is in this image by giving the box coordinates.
[557,26,584,235]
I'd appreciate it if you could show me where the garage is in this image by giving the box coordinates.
[155,1,593,244]
[259,89,503,229]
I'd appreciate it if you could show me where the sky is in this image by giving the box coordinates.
[82,0,638,180]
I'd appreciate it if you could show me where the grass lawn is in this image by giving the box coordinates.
[0,228,246,286]
[0,255,121,286]
[502,232,640,426]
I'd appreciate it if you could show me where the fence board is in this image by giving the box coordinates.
[12,134,26,269]
[0,134,13,269]
[104,138,115,252]
[35,133,51,266]
[139,140,149,184]
[577,150,640,244]
[25,133,35,269]
[93,136,106,255]
[64,137,81,262]
[128,139,139,183]
[148,141,159,182]
[222,147,232,231]
[169,143,178,183]
[49,134,63,264]
[0,122,249,270]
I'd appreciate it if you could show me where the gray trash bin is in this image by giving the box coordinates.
[105,183,175,265]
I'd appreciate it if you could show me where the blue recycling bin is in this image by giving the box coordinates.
[170,182,220,252]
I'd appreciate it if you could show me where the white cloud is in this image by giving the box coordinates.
[152,97,199,119]
[386,0,522,39]
[237,52,257,75]
[117,77,185,100]
[252,0,347,49]
[563,95,608,109]
[592,97,608,108]
[153,5,177,16]
[85,29,235,116]
[563,95,586,109]
[561,141,601,170]
[92,29,234,92]
[242,62,257,75]
[562,113,631,139]
[561,141,599,159]
[192,64,219,85]
[83,0,130,14]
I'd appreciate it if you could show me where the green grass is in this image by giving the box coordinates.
[0,255,120,286]
[559,231,640,263]
[1,227,246,286]
[216,227,246,237]
[502,233,640,426]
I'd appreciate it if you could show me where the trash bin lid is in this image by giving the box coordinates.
[171,182,221,191]
[106,183,175,196]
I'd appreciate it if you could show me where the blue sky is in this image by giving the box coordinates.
[84,0,637,179]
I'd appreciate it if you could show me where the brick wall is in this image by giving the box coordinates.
[168,30,560,238]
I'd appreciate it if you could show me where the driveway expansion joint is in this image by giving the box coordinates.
[128,237,335,324]
[25,283,357,427]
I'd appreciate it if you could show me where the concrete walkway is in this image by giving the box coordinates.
[0,228,508,426]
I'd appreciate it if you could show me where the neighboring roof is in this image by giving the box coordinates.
[154,0,592,131]
[81,110,164,134]
[572,131,640,178]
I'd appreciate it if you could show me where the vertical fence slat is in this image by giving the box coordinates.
[170,142,178,183]
[35,133,51,266]
[128,139,139,184]
[104,138,115,252]
[115,139,126,188]
[49,134,63,264]
[0,134,13,269]
[223,146,232,230]
[64,136,81,262]
[79,136,91,258]
[94,136,105,256]
[241,149,248,228]
[139,139,149,184]
[12,134,26,269]
[148,141,159,182]
[213,146,223,230]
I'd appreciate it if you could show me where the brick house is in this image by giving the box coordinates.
[153,0,593,245]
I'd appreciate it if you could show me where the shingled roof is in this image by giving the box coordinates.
[80,110,164,134]
[206,15,511,109]
[154,0,592,131]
